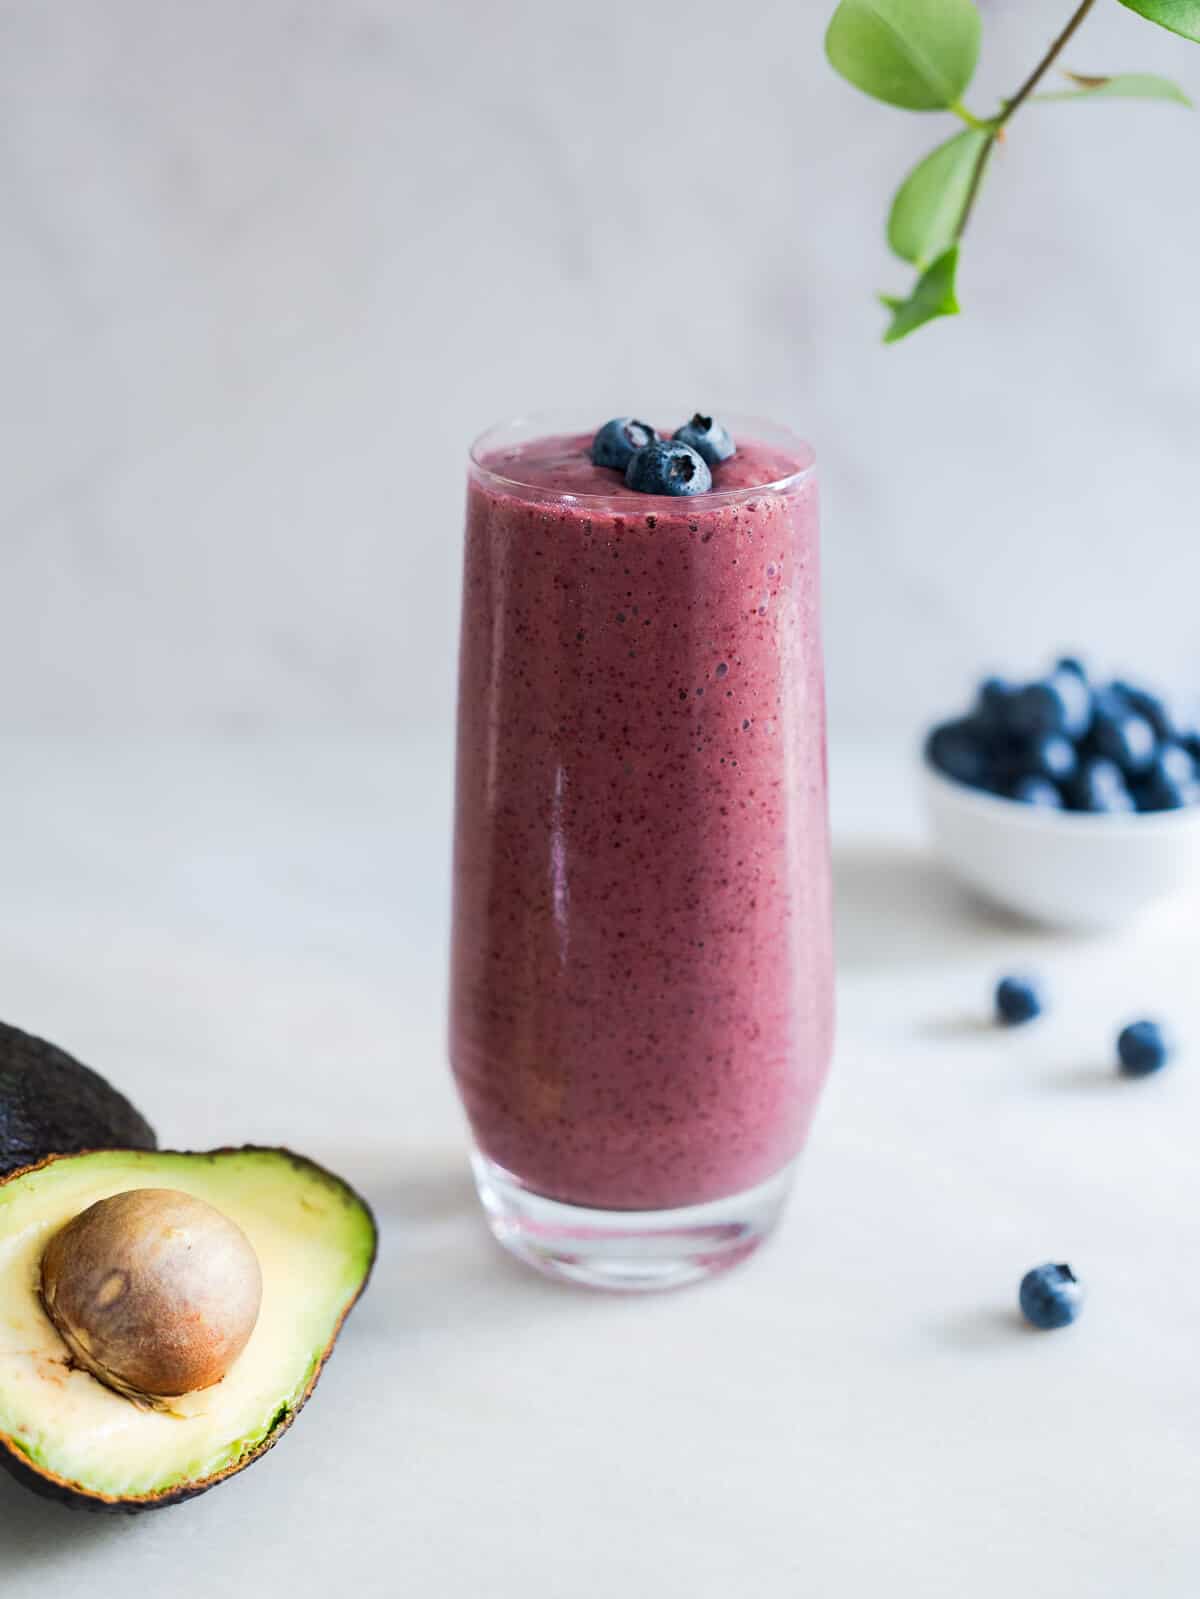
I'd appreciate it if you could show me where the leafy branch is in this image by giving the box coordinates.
[825,0,1199,342]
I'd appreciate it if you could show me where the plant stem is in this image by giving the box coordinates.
[950,100,989,131]
[1000,0,1099,126]
[956,0,1098,239]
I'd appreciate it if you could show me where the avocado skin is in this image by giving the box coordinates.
[0,1021,156,1178]
[0,1146,377,1513]
[0,1408,277,1514]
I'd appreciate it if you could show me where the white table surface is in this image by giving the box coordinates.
[1,735,1197,1596]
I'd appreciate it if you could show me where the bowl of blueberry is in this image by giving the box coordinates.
[923,657,1200,928]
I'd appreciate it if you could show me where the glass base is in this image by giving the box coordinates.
[470,1153,796,1292]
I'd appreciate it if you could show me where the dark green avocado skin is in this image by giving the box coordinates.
[0,1440,232,1514]
[0,1021,156,1178]
[0,1415,294,1514]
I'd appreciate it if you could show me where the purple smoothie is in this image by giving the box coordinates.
[449,420,833,1211]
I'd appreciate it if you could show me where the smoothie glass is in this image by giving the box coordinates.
[449,412,833,1289]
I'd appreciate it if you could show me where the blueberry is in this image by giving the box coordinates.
[1111,679,1176,742]
[1078,756,1125,789]
[1090,702,1157,777]
[592,417,658,471]
[1019,1263,1084,1331]
[1117,1019,1172,1076]
[1006,682,1065,738]
[1134,748,1198,812]
[1055,655,1088,682]
[625,439,712,497]
[995,974,1043,1026]
[1181,730,1200,765]
[926,719,992,790]
[1023,732,1078,785]
[1069,757,1135,814]
[1050,665,1092,739]
[1157,742,1197,787]
[1005,666,1090,739]
[974,677,1014,733]
[1134,773,1190,813]
[672,413,736,467]
[1009,776,1064,809]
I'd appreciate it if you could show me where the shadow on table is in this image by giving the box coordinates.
[344,1149,639,1334]
[0,1467,137,1560]
[834,842,1058,973]
[930,1306,1031,1352]
[361,1156,480,1226]
[1042,1061,1135,1095]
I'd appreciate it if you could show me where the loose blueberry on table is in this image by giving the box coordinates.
[995,975,1043,1026]
[925,654,1200,813]
[1117,1019,1172,1077]
[1019,1263,1084,1330]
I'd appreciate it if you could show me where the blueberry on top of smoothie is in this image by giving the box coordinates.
[591,418,659,471]
[625,439,713,497]
[673,413,736,467]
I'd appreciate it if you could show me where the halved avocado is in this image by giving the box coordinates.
[0,1021,156,1178]
[0,1147,376,1511]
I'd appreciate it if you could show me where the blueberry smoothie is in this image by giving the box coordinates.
[449,415,833,1214]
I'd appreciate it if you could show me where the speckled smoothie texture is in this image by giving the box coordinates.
[449,429,833,1210]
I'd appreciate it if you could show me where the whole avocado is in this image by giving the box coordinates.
[0,1020,156,1177]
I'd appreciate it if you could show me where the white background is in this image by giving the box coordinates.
[4,0,1200,739]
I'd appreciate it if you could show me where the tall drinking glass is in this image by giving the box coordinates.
[449,412,833,1289]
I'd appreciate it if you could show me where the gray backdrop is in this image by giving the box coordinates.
[4,0,1198,739]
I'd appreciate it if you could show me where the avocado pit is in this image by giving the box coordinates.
[39,1188,263,1411]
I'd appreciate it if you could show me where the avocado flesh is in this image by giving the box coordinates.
[0,1021,156,1178]
[0,1148,375,1506]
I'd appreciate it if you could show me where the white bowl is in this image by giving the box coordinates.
[922,763,1200,929]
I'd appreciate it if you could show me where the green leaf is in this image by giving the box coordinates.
[886,129,987,267]
[825,0,983,111]
[1038,70,1192,106]
[880,246,961,342]
[1116,0,1200,44]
